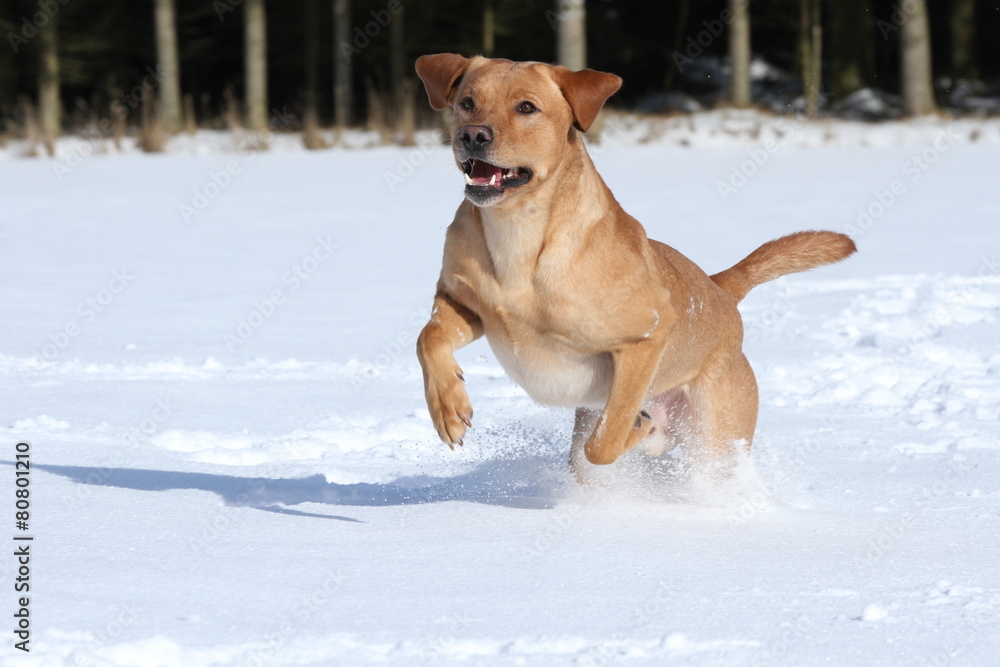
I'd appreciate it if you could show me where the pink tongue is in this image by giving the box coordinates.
[470,160,503,188]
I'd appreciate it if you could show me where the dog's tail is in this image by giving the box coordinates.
[710,231,857,303]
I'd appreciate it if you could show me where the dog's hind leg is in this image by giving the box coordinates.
[686,349,758,469]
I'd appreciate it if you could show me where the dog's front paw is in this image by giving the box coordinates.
[425,367,473,449]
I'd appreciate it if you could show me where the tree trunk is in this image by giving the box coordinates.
[900,0,937,116]
[38,9,60,155]
[729,0,751,108]
[389,3,413,143]
[664,0,691,90]
[950,0,977,80]
[828,0,874,99]
[556,0,586,70]
[304,0,320,117]
[799,0,822,117]
[0,11,14,129]
[333,0,352,129]
[303,0,325,149]
[244,0,268,131]
[389,3,404,123]
[154,0,182,133]
[483,0,496,58]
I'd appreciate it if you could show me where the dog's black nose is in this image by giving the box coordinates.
[458,124,493,148]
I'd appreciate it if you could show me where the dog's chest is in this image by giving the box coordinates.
[446,270,613,408]
[488,331,613,408]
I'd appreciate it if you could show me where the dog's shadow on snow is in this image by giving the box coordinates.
[6,454,580,524]
[1,421,706,524]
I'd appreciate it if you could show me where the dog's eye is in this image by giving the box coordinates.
[517,101,537,114]
[459,97,474,111]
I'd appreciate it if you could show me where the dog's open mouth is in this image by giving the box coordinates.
[461,159,532,191]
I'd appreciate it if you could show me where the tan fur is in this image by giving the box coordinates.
[413,54,856,479]
[711,231,858,303]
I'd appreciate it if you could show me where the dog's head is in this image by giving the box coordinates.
[415,54,621,208]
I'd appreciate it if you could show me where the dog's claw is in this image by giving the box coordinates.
[458,439,464,447]
[457,371,465,382]
[446,442,455,451]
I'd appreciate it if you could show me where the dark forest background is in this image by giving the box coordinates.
[1,0,998,148]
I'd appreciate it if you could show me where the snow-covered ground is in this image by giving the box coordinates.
[5,108,1000,163]
[1,120,999,666]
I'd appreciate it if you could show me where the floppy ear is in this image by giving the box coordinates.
[415,54,471,110]
[554,67,622,133]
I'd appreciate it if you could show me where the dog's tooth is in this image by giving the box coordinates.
[489,174,497,186]
[464,172,473,185]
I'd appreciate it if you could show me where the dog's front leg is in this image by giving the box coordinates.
[584,340,666,465]
[416,290,483,448]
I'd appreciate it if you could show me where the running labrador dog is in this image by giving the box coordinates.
[413,54,855,481]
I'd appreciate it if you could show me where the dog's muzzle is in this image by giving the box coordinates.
[454,125,533,206]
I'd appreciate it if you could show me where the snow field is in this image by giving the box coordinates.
[1,122,999,665]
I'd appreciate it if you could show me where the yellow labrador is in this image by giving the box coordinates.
[413,54,856,480]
